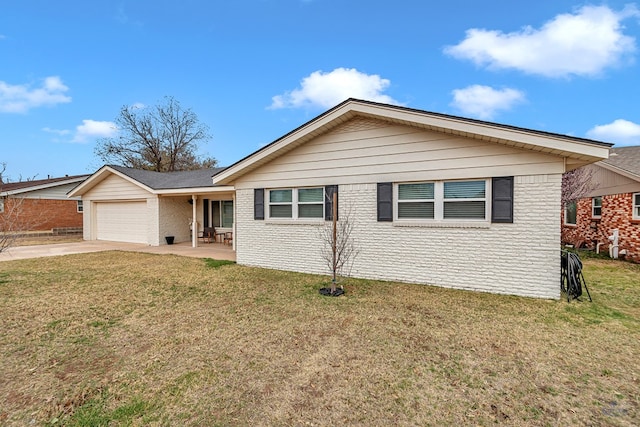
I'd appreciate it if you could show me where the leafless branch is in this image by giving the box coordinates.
[95,96,215,172]
[318,196,359,292]
[562,167,595,205]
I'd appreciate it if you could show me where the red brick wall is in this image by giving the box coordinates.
[1,197,82,231]
[562,193,640,262]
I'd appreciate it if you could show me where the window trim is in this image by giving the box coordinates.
[591,196,602,219]
[633,192,640,221]
[266,187,325,221]
[564,200,577,226]
[76,200,83,213]
[394,179,490,223]
[211,199,234,228]
[0,198,4,214]
[397,182,435,220]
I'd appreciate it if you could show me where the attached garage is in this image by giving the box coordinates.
[68,165,232,247]
[95,201,149,244]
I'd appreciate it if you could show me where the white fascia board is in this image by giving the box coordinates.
[351,102,611,160]
[4,177,87,197]
[153,185,235,195]
[212,99,610,185]
[67,166,155,197]
[211,103,356,185]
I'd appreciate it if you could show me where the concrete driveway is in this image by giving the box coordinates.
[0,241,236,262]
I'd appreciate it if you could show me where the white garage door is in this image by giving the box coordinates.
[95,201,148,244]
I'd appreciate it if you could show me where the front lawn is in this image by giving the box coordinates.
[0,252,638,426]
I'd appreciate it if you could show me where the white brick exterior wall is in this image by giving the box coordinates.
[236,174,562,299]
[158,197,193,245]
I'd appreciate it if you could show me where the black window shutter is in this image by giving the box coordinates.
[254,189,265,220]
[203,199,209,227]
[325,185,338,221]
[492,177,514,223]
[377,182,393,222]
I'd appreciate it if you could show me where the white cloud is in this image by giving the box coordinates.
[130,102,146,110]
[269,68,400,109]
[71,120,118,143]
[42,127,71,136]
[444,5,640,78]
[586,119,640,145]
[450,85,525,120]
[0,76,71,113]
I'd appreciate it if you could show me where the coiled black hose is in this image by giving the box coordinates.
[561,250,592,302]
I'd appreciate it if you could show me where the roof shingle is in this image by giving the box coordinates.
[109,165,226,190]
[601,146,640,178]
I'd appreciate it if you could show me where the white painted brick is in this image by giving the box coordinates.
[158,197,193,245]
[236,175,562,299]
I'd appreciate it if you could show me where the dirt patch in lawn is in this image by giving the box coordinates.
[0,253,638,426]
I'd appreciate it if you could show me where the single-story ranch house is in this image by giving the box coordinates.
[70,99,611,298]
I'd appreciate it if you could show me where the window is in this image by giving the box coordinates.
[269,189,292,218]
[212,200,234,228]
[565,200,577,225]
[398,182,434,219]
[76,200,83,213]
[592,196,602,218]
[634,193,640,220]
[443,180,486,219]
[0,198,4,213]
[267,187,324,219]
[395,180,487,221]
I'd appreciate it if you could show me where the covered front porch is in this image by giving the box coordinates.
[158,187,236,250]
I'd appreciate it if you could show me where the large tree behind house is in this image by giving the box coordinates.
[95,96,216,172]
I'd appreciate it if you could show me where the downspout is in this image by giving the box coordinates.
[192,195,198,248]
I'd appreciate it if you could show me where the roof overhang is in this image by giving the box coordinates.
[155,186,235,196]
[67,165,234,198]
[2,176,88,197]
[212,99,612,185]
[67,165,154,197]
[596,161,640,183]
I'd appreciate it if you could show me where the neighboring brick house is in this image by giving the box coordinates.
[0,175,89,233]
[562,146,640,262]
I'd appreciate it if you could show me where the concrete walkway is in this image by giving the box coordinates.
[0,241,236,262]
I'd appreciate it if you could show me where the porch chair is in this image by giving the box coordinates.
[223,231,233,246]
[199,227,216,243]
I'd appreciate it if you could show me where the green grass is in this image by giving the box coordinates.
[0,252,638,426]
[203,258,235,269]
[48,389,153,427]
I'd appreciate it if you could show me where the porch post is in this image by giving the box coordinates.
[232,192,236,251]
[192,195,198,248]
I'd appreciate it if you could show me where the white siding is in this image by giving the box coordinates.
[585,164,640,197]
[82,174,155,243]
[236,174,561,299]
[18,183,82,200]
[84,174,151,200]
[235,118,564,189]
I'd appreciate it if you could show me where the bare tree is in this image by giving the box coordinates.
[0,163,20,253]
[318,192,359,295]
[95,96,216,172]
[0,198,26,254]
[0,163,46,253]
[562,166,595,206]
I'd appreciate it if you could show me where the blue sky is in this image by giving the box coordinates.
[1,1,639,181]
